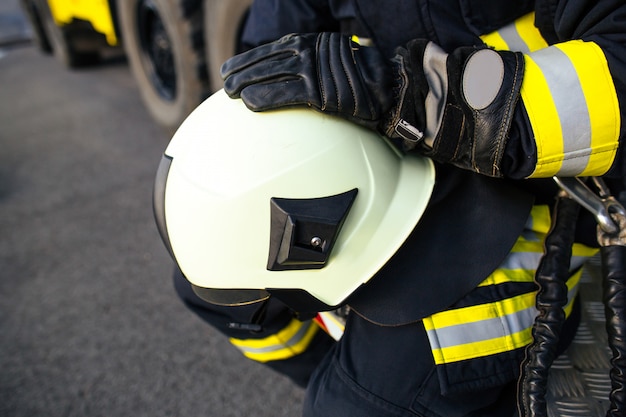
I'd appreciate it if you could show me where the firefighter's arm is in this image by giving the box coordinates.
[218,33,528,178]
[386,2,625,179]
[386,31,624,180]
[510,40,620,179]
[219,31,522,173]
[240,0,340,50]
[381,40,525,177]
[174,269,334,388]
[220,3,625,180]
[484,3,626,179]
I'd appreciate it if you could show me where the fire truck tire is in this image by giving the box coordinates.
[204,0,253,92]
[118,0,210,129]
[20,0,52,54]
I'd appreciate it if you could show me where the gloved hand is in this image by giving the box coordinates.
[220,33,394,130]
[221,33,525,177]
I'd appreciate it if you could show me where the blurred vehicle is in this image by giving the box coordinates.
[20,0,252,129]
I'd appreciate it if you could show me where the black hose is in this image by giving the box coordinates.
[517,195,580,417]
[602,245,626,417]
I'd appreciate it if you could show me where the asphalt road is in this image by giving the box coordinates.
[0,10,304,417]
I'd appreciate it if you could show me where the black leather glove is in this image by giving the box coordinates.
[221,33,525,177]
[220,32,394,130]
[388,40,525,177]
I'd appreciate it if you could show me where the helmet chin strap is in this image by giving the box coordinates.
[517,177,626,417]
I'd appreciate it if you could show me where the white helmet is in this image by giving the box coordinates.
[154,89,435,312]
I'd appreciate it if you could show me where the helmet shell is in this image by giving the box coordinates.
[155,89,435,309]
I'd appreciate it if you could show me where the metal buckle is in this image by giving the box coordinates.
[553,176,626,235]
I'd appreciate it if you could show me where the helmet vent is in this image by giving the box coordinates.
[267,189,358,271]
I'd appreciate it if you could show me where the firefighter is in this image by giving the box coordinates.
[166,0,626,415]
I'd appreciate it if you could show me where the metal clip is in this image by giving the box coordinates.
[553,176,626,235]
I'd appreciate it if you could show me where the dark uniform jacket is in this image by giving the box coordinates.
[240,0,626,326]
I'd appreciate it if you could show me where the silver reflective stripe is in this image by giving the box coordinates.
[427,282,579,351]
[528,47,592,175]
[234,320,313,355]
[498,22,531,54]
[427,306,536,350]
[498,250,590,272]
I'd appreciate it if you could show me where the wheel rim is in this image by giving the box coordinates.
[136,0,176,101]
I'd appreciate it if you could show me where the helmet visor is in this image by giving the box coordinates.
[191,286,270,306]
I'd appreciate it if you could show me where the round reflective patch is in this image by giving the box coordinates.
[462,49,504,110]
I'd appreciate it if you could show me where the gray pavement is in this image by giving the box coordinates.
[0,8,304,417]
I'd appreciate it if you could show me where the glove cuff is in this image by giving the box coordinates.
[432,47,525,177]
[384,41,525,177]
[379,40,430,146]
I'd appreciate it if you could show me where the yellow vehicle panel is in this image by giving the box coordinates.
[47,0,118,45]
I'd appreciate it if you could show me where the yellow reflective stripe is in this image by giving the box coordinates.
[508,238,543,254]
[573,244,600,258]
[481,13,547,53]
[481,16,620,177]
[479,268,534,286]
[426,229,587,364]
[424,202,596,365]
[481,205,595,284]
[478,205,595,287]
[527,204,552,235]
[424,225,595,364]
[514,13,548,52]
[505,237,597,258]
[229,319,319,363]
[425,271,582,365]
[430,328,533,365]
[424,292,537,364]
[483,248,595,287]
[521,54,563,177]
[522,40,620,177]
[556,41,621,176]
[424,291,536,331]
[351,35,373,47]
[481,31,509,51]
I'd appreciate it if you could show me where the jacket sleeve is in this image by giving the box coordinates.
[239,0,341,49]
[482,1,626,179]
